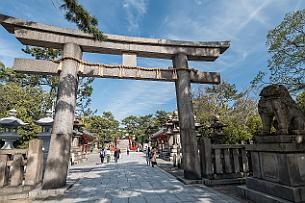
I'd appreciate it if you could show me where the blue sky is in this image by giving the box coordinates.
[0,0,304,120]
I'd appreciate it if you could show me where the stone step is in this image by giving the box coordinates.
[0,192,29,201]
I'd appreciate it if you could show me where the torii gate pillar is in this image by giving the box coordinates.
[174,53,201,179]
[42,43,82,189]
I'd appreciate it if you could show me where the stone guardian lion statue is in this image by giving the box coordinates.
[258,84,305,136]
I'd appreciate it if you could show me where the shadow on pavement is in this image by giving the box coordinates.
[37,153,239,203]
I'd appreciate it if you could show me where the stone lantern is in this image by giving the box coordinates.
[170,111,181,167]
[194,115,203,138]
[0,109,26,149]
[209,115,227,144]
[172,111,180,141]
[72,117,84,149]
[35,110,53,160]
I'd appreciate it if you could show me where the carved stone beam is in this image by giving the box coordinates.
[0,14,229,61]
[13,58,221,84]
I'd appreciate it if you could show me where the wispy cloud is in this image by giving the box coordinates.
[163,0,273,40]
[237,0,273,31]
[160,0,277,84]
[122,0,148,32]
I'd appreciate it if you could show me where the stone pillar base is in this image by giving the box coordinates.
[238,135,305,203]
[252,177,304,201]
[169,145,178,164]
[237,185,299,203]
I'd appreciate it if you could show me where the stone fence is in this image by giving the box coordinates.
[0,139,43,189]
[70,147,88,165]
[199,138,252,185]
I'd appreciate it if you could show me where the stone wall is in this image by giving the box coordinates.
[0,139,43,190]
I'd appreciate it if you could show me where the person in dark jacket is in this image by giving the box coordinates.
[114,148,121,163]
[99,148,106,164]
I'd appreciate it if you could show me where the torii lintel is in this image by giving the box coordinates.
[0,14,229,61]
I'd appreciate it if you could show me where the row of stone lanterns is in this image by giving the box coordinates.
[0,109,53,151]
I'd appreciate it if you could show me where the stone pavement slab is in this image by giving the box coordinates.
[34,152,241,203]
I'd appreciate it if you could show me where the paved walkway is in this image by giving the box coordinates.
[36,152,240,203]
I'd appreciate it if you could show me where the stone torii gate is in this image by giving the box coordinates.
[0,14,230,189]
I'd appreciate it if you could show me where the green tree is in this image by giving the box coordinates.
[193,81,238,126]
[205,81,240,106]
[0,83,52,148]
[137,114,154,145]
[193,81,261,143]
[0,56,94,148]
[122,115,140,138]
[153,111,170,130]
[122,111,170,145]
[85,112,119,146]
[76,77,95,115]
[253,9,305,92]
[296,90,305,113]
[1,46,95,115]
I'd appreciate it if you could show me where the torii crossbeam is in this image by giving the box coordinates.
[0,14,230,189]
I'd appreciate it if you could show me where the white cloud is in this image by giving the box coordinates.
[123,0,147,14]
[103,0,278,119]
[158,0,278,84]
[237,0,273,31]
[163,0,274,41]
[122,0,148,32]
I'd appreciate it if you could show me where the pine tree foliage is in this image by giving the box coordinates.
[60,0,106,41]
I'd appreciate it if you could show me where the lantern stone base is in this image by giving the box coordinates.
[169,144,177,162]
[160,149,170,161]
[1,140,15,149]
[238,135,305,203]
[0,132,20,149]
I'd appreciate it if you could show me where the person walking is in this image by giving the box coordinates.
[127,147,130,155]
[99,148,106,164]
[151,148,157,167]
[146,147,151,166]
[106,147,111,163]
[114,148,121,163]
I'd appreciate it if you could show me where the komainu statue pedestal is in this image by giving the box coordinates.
[238,135,305,203]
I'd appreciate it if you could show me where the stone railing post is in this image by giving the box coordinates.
[200,137,212,178]
[0,154,8,186]
[42,42,82,189]
[10,154,23,186]
[173,53,201,179]
[25,139,44,186]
